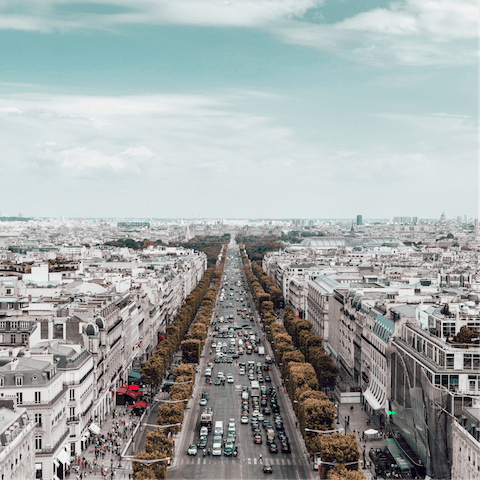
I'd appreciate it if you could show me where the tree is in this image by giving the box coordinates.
[452,326,478,344]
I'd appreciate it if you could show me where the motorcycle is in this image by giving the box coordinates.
[233,447,238,457]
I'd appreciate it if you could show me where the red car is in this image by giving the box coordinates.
[254,434,262,444]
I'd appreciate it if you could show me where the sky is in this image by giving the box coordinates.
[0,0,477,220]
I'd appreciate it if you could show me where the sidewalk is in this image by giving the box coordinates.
[337,402,389,479]
[72,408,136,480]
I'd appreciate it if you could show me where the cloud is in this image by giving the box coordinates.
[276,0,477,66]
[0,1,474,68]
[122,146,155,157]
[0,0,321,31]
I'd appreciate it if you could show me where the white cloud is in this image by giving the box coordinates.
[0,0,321,30]
[0,107,23,114]
[0,0,474,67]
[58,147,126,171]
[122,146,155,157]
[276,0,477,66]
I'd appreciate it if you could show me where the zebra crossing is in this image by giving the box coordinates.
[180,456,295,466]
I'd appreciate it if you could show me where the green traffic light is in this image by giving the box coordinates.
[388,410,396,415]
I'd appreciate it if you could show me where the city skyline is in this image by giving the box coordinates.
[0,0,477,219]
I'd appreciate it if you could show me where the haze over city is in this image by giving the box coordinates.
[0,0,477,219]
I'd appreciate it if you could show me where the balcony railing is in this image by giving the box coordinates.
[67,416,79,424]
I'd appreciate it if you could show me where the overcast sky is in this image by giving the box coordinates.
[0,0,477,220]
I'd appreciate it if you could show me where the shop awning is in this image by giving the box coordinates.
[134,400,147,409]
[89,423,101,435]
[128,370,142,380]
[116,387,128,395]
[57,449,71,465]
[126,390,140,399]
[363,388,383,411]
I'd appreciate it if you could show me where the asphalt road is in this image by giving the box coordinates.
[168,243,315,480]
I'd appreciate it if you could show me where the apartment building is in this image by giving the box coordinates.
[0,402,35,480]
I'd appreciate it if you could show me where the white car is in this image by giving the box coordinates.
[239,369,245,375]
[187,445,197,456]
[227,375,234,383]
[199,398,208,406]
[241,416,248,424]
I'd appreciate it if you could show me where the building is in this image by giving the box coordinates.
[0,356,69,480]
[0,401,35,480]
[356,215,362,226]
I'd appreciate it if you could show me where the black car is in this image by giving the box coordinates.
[263,464,273,474]
[281,443,291,454]
[269,443,278,453]
[263,407,271,415]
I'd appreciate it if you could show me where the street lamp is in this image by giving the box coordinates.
[304,427,344,434]
[143,422,182,428]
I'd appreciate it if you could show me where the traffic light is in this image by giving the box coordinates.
[387,410,396,416]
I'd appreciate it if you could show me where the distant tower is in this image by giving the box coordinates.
[440,212,447,223]
[356,215,363,226]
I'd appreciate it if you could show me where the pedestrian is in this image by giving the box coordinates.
[259,454,262,462]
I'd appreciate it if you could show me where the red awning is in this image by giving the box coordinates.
[128,385,139,391]
[125,390,140,399]
[134,400,147,409]
[116,387,128,395]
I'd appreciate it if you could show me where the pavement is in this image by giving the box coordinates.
[70,407,139,479]
[336,402,390,479]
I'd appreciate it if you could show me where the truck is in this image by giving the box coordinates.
[250,380,260,399]
[200,407,213,431]
[214,420,224,436]
[258,346,265,355]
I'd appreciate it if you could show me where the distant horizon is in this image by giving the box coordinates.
[0,215,475,223]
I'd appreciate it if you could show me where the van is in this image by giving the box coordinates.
[200,426,208,437]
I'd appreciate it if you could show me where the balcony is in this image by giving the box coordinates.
[67,416,79,424]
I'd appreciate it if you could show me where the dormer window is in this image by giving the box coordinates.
[5,288,12,296]
[15,376,23,386]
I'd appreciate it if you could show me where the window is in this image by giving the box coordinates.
[34,436,42,450]
[21,334,28,344]
[0,322,5,329]
[16,392,22,405]
[446,354,455,368]
[35,413,42,427]
[35,392,41,404]
[0,377,3,387]
[464,354,472,369]
[5,288,12,295]
[10,322,17,329]
[10,334,16,344]
[20,321,29,329]
[69,389,75,401]
[69,407,75,417]
[15,376,22,386]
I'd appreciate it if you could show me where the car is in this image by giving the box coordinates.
[239,369,245,375]
[197,436,207,449]
[187,445,197,455]
[227,375,234,383]
[263,464,273,474]
[224,445,234,456]
[241,415,248,424]
[199,398,207,406]
[281,443,291,454]
[214,378,221,385]
[254,434,262,444]
[265,375,271,382]
[263,407,271,416]
[269,443,278,453]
